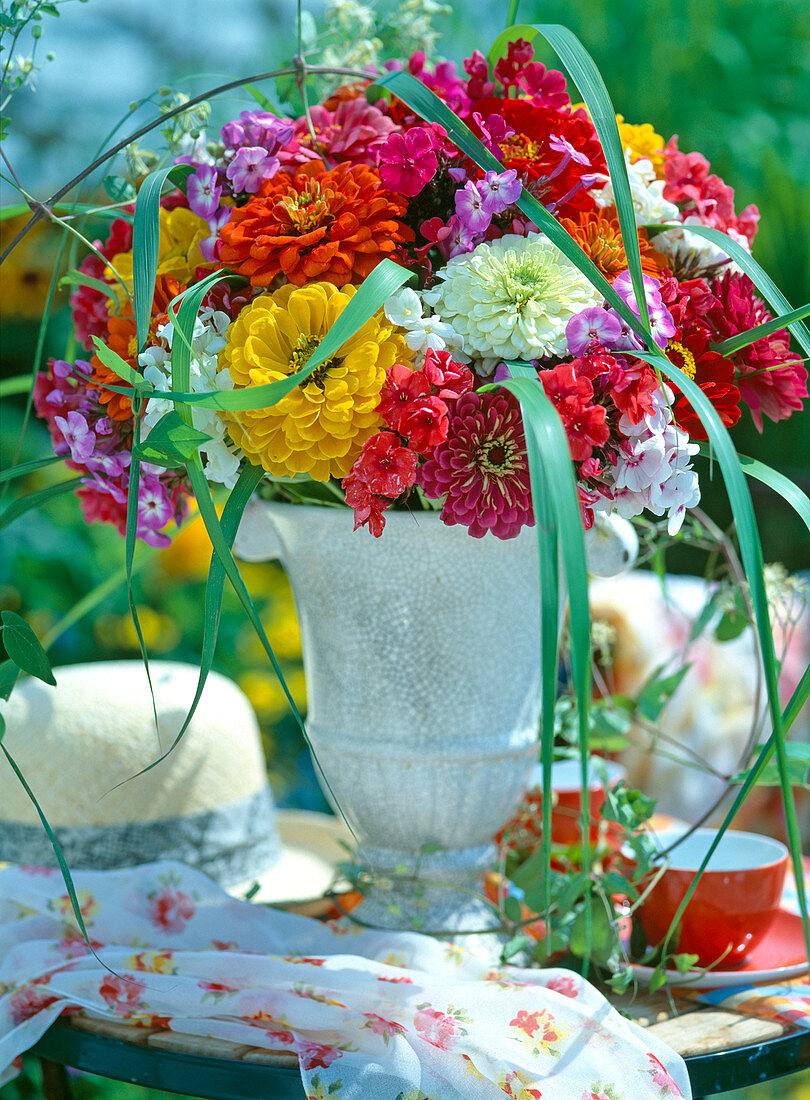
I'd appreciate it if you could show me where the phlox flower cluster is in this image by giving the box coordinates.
[51,23,805,547]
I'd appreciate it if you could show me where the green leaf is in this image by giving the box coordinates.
[1,611,56,686]
[90,336,153,393]
[600,871,639,901]
[637,663,691,721]
[648,966,668,994]
[570,900,614,963]
[503,895,523,923]
[0,659,19,702]
[501,934,529,962]
[673,953,700,975]
[134,410,212,467]
[714,591,749,642]
[103,174,136,203]
[59,270,122,310]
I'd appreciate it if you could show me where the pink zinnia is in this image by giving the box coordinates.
[283,99,397,169]
[707,272,807,430]
[419,389,534,539]
[378,127,438,197]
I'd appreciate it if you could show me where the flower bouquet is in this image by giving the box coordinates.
[2,1,809,979]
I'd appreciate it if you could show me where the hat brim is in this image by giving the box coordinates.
[228,808,353,906]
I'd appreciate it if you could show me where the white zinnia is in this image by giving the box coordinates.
[592,152,680,227]
[424,232,602,361]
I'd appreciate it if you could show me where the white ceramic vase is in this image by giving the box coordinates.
[234,499,635,943]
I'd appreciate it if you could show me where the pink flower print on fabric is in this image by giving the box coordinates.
[98,974,146,1016]
[545,974,580,1000]
[647,1054,684,1096]
[297,1040,343,1071]
[147,887,195,933]
[9,986,59,1027]
[413,1006,464,1051]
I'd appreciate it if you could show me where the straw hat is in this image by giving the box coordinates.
[0,661,348,903]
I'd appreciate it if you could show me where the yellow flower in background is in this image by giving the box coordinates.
[94,607,181,652]
[0,215,60,319]
[159,511,214,580]
[616,114,666,176]
[239,667,307,721]
[220,281,412,481]
[106,206,210,298]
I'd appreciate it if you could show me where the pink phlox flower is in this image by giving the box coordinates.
[379,362,432,434]
[454,180,491,235]
[54,411,96,463]
[463,49,496,100]
[401,394,449,454]
[408,52,471,117]
[187,165,223,220]
[663,135,759,245]
[549,133,591,168]
[422,348,474,401]
[137,474,175,548]
[444,214,477,258]
[226,146,279,194]
[612,271,676,348]
[378,127,438,197]
[520,61,571,109]
[493,38,536,92]
[478,169,522,215]
[471,111,515,159]
[537,362,609,462]
[566,306,623,356]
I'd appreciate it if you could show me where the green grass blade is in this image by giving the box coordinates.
[115,465,263,785]
[0,477,82,530]
[0,455,63,483]
[713,302,810,357]
[132,164,193,351]
[494,367,594,968]
[663,223,810,359]
[697,448,810,535]
[184,456,358,844]
[531,24,650,332]
[371,71,647,344]
[635,346,809,961]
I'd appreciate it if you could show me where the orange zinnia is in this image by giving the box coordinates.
[559,207,668,282]
[218,160,414,289]
[89,275,183,421]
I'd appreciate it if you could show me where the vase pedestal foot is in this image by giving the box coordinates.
[347,842,510,962]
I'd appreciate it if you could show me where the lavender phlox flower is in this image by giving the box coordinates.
[95,417,113,436]
[136,473,174,547]
[549,133,591,168]
[221,110,293,156]
[226,146,279,194]
[53,360,74,379]
[187,164,223,219]
[478,169,522,215]
[54,411,96,463]
[454,180,491,235]
[200,206,232,263]
[444,214,477,259]
[612,270,676,348]
[566,306,623,355]
[472,111,515,158]
[448,166,468,183]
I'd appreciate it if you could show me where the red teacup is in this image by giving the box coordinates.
[637,827,788,968]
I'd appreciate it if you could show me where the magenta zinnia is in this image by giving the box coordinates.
[418,389,534,539]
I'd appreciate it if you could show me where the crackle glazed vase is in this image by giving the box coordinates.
[234,500,635,945]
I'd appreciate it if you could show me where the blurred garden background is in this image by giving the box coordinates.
[1,0,808,1097]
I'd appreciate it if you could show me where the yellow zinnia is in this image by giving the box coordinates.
[106,206,210,300]
[220,281,411,481]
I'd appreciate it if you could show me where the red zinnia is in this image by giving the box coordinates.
[471,97,607,217]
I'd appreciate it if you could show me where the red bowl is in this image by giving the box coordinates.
[637,828,788,968]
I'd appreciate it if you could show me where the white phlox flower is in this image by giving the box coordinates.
[384,287,467,361]
[138,307,243,488]
[592,152,680,227]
